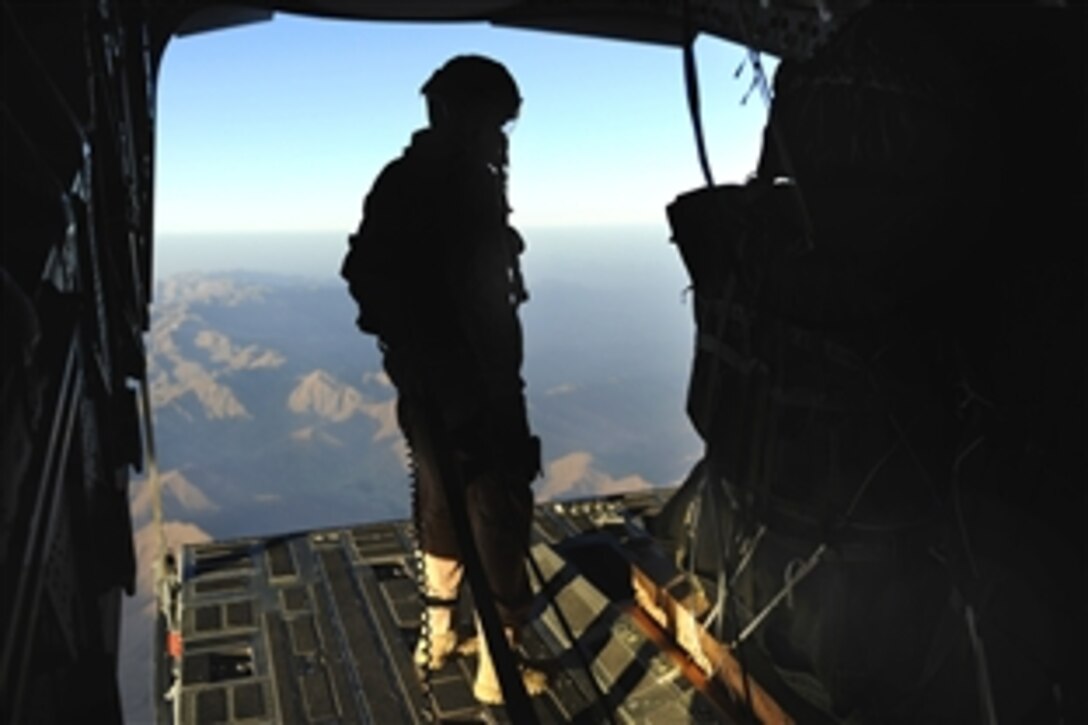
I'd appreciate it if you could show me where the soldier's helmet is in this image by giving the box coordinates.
[422,55,521,124]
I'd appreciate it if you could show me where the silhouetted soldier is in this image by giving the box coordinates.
[341,55,544,705]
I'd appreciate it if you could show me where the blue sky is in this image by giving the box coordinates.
[155,13,777,236]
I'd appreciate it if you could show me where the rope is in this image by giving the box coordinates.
[951,431,995,722]
[737,50,772,108]
[723,400,911,647]
[733,11,817,252]
[841,435,903,522]
[709,475,757,719]
[701,523,765,633]
[733,524,766,583]
[684,476,705,578]
[964,604,998,725]
[709,478,729,642]
[733,543,827,647]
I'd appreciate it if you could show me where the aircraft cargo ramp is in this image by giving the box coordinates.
[156,489,792,724]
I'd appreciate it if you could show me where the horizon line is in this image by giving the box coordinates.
[154,220,673,236]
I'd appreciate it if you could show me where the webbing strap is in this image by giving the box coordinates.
[733,543,827,646]
[525,550,617,725]
[682,0,715,188]
[412,389,538,724]
[420,594,459,608]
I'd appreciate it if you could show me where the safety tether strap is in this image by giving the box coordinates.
[411,388,538,724]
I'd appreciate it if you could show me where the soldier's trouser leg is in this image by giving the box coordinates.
[465,470,534,628]
[397,390,466,669]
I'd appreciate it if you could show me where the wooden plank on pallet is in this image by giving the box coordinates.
[626,546,793,725]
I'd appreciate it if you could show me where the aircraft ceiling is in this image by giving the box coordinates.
[168,0,872,60]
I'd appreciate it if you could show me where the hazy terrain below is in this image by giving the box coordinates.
[121,225,703,721]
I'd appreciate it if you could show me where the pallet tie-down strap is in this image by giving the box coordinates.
[732,542,827,647]
[701,523,766,633]
[412,389,538,724]
[525,547,618,725]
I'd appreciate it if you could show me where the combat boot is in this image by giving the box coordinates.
[413,554,463,671]
[472,616,547,705]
